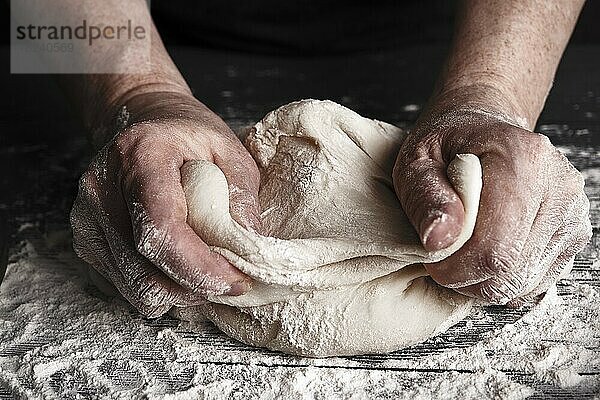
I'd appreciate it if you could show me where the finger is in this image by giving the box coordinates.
[106,235,206,318]
[212,135,262,232]
[71,214,121,298]
[103,218,211,318]
[424,150,546,298]
[509,243,585,307]
[525,193,590,290]
[508,254,574,308]
[73,216,196,317]
[454,222,570,304]
[117,252,207,318]
[121,148,251,295]
[72,198,208,317]
[71,170,117,270]
[393,154,465,251]
[434,165,589,303]
[517,210,592,302]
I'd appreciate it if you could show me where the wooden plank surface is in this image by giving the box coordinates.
[0,45,599,399]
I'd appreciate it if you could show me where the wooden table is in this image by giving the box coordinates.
[0,45,598,399]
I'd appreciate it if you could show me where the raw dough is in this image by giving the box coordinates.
[177,100,481,357]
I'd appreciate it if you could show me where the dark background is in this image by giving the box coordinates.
[0,1,599,233]
[151,0,600,53]
[2,1,600,48]
[0,1,599,122]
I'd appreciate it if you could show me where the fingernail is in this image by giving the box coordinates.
[227,277,253,296]
[421,213,444,245]
[421,212,460,252]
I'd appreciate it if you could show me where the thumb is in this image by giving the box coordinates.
[393,156,465,251]
[213,142,262,232]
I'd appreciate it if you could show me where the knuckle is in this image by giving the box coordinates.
[76,170,100,203]
[479,284,512,304]
[474,243,533,303]
[574,172,586,190]
[518,132,552,157]
[573,219,593,248]
[531,132,552,149]
[560,165,586,191]
[113,128,140,152]
[479,273,527,304]
[70,209,102,257]
[396,135,434,167]
[72,240,95,265]
[113,128,161,171]
[560,192,588,220]
[395,158,434,198]
[133,220,171,262]
[508,132,552,166]
[134,277,176,317]
[554,193,591,238]
[114,140,142,177]
[479,243,519,276]
[138,279,165,304]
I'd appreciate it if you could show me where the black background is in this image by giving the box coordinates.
[0,1,599,217]
[1,1,600,48]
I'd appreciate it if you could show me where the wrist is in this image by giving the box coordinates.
[86,78,204,149]
[420,83,533,132]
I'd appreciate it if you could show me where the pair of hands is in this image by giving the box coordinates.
[71,91,591,317]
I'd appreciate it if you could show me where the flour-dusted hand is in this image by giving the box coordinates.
[70,93,259,317]
[393,107,592,305]
[393,0,589,305]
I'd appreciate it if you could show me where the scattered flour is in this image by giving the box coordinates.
[0,235,598,399]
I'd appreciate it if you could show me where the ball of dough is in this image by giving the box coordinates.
[177,100,481,357]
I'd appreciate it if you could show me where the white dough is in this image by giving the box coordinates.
[177,100,482,357]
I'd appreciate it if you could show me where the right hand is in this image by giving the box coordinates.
[393,103,592,305]
[71,93,260,318]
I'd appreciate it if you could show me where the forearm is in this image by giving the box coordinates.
[70,28,197,148]
[49,1,197,148]
[427,0,584,129]
[78,26,191,126]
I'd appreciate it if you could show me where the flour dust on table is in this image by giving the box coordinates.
[175,100,483,356]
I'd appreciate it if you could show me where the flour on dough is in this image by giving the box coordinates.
[176,100,482,357]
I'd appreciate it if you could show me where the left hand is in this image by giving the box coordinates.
[70,92,260,317]
[393,107,592,305]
